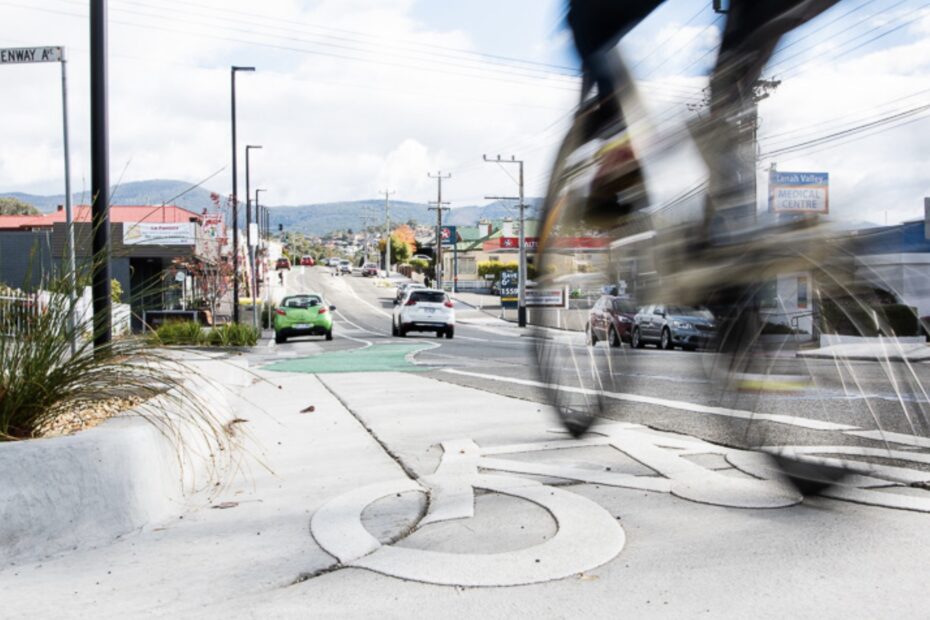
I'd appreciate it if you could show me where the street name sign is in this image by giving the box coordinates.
[0,47,63,64]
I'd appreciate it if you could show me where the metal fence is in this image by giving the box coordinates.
[0,291,41,336]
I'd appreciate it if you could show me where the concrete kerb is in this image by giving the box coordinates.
[0,356,251,564]
[797,335,930,362]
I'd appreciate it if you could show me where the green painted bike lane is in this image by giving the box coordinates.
[264,344,432,374]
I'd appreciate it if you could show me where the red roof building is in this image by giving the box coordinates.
[0,204,202,231]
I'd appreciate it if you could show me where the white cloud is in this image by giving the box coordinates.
[0,0,575,207]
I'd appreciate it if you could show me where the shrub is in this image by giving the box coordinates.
[154,320,204,346]
[205,323,259,347]
[408,258,429,273]
[0,284,226,442]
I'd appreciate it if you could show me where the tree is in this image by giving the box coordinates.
[0,197,40,215]
[170,255,233,322]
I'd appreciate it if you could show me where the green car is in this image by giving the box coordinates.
[274,294,335,343]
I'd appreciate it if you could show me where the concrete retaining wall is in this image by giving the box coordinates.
[0,357,251,563]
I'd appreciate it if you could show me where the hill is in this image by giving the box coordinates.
[1,179,542,235]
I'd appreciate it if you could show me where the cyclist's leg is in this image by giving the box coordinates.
[567,0,665,135]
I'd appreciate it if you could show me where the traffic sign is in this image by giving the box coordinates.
[0,47,63,64]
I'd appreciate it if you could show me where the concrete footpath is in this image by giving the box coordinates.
[4,365,928,617]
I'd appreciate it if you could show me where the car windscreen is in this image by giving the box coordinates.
[612,299,636,314]
[283,296,321,308]
[410,291,446,304]
[667,306,713,319]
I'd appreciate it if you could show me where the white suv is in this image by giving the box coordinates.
[393,289,455,339]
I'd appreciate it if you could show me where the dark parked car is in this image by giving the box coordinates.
[275,257,291,270]
[299,256,315,266]
[586,295,636,347]
[631,304,716,351]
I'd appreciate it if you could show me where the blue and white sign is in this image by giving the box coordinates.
[769,171,829,214]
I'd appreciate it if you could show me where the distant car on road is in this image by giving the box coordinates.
[395,282,424,302]
[393,288,455,339]
[339,260,351,274]
[273,294,335,343]
[275,257,291,270]
[631,304,716,351]
[299,256,315,266]
[362,263,379,277]
[327,257,340,267]
[586,295,637,347]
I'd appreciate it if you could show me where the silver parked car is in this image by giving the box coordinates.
[631,304,716,351]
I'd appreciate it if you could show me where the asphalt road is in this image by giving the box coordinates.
[269,266,930,463]
[6,266,930,618]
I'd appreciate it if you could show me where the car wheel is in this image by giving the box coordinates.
[608,326,621,348]
[325,329,333,341]
[435,330,444,338]
[585,324,597,346]
[660,328,671,350]
[446,326,454,339]
[399,324,407,337]
[275,333,286,344]
[392,321,398,336]
[683,345,697,352]
[631,328,643,349]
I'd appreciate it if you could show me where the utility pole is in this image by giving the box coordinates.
[427,172,451,289]
[245,144,261,332]
[483,155,527,327]
[381,189,395,275]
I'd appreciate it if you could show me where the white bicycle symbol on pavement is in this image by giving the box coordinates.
[311,423,930,587]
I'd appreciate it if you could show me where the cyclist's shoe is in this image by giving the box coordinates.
[771,453,849,497]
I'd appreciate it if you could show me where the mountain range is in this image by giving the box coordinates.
[1,179,542,236]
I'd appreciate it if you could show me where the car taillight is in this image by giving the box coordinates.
[275,309,286,316]
[405,299,417,306]
[444,301,453,308]
[318,307,328,314]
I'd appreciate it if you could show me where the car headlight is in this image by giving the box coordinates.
[618,315,631,323]
[673,320,692,329]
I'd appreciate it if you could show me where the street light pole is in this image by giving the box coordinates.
[90,0,112,348]
[483,154,527,327]
[230,65,254,324]
[245,144,262,332]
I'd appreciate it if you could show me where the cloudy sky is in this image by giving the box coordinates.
[1,0,929,224]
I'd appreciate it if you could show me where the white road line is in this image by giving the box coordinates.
[845,430,930,449]
[439,368,860,432]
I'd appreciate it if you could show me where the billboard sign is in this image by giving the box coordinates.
[440,226,458,245]
[769,171,829,214]
[499,269,518,309]
[123,222,196,246]
[500,237,539,250]
[526,288,566,308]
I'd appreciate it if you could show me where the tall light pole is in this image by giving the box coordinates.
[255,187,267,331]
[483,154,527,327]
[255,188,266,249]
[90,0,112,347]
[230,65,254,324]
[245,144,262,332]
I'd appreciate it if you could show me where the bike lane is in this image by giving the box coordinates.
[241,371,930,619]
